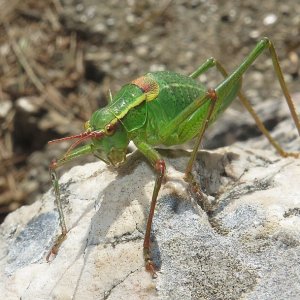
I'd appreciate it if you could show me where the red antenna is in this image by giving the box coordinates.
[48,130,105,156]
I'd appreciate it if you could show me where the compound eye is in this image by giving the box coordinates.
[105,123,116,136]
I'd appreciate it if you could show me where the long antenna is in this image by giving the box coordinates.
[48,132,95,144]
[48,130,105,156]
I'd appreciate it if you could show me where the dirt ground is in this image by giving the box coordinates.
[0,0,299,222]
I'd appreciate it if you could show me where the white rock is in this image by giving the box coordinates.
[1,143,300,299]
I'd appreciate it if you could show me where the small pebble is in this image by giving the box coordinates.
[263,14,278,26]
[16,98,40,114]
[0,101,12,118]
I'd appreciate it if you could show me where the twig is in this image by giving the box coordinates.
[52,0,64,15]
[5,23,45,93]
[4,23,71,114]
[45,7,61,31]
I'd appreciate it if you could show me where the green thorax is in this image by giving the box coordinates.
[109,84,147,132]
[116,71,206,135]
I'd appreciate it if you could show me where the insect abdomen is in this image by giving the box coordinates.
[135,71,205,144]
[150,71,206,122]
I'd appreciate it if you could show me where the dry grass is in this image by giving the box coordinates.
[0,0,100,220]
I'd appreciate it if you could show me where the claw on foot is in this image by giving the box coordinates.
[184,172,205,198]
[145,259,157,278]
[46,233,67,262]
[144,247,158,278]
[283,151,300,159]
[184,171,214,212]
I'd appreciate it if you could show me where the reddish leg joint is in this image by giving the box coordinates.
[207,88,218,102]
[49,158,58,170]
[155,159,166,177]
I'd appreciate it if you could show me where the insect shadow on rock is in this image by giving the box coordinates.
[47,37,300,277]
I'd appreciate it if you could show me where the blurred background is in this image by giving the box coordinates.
[0,0,299,222]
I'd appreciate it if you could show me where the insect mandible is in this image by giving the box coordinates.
[47,37,300,276]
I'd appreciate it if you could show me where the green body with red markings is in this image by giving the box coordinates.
[87,71,240,167]
[47,38,300,276]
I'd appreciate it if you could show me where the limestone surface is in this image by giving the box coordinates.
[1,143,300,299]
